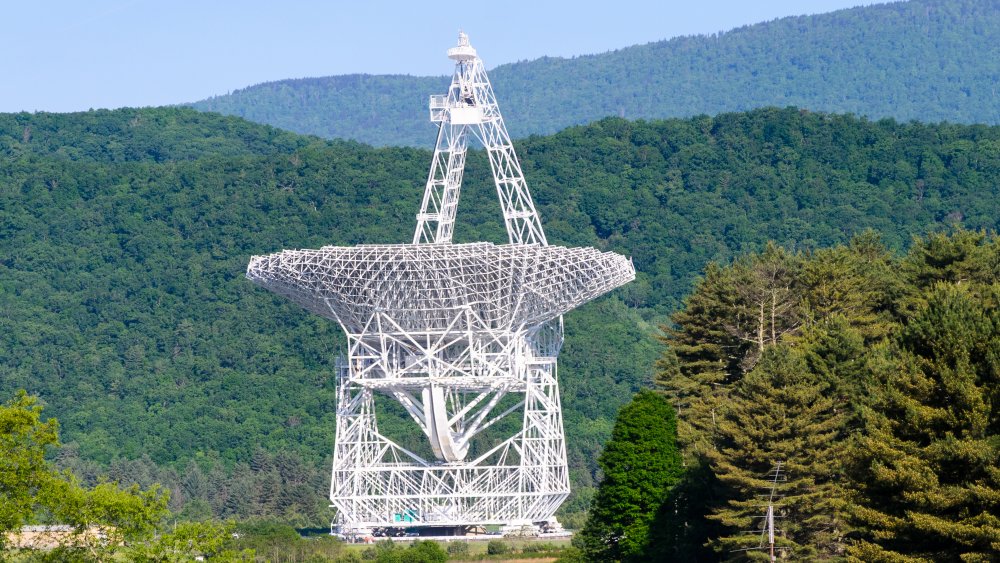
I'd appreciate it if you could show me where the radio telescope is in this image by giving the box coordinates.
[247,32,634,536]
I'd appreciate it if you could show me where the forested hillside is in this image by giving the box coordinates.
[191,0,1000,146]
[1,106,998,525]
[581,231,1000,561]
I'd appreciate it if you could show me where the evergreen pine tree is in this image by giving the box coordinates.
[847,283,1000,562]
[706,346,849,560]
[658,235,891,558]
[799,233,899,342]
[901,229,1000,292]
[660,244,803,452]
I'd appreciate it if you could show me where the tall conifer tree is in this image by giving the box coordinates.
[659,233,898,559]
[707,346,849,560]
[661,244,803,451]
[848,284,1000,561]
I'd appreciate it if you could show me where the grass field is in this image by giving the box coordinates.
[341,536,574,561]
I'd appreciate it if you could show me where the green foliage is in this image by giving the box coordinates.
[191,0,1000,146]
[0,391,170,559]
[235,520,301,544]
[899,229,1000,311]
[127,520,253,562]
[228,521,347,562]
[520,541,556,554]
[401,540,447,563]
[646,460,718,561]
[656,239,892,560]
[577,390,683,562]
[55,448,334,529]
[659,229,1000,561]
[658,240,869,559]
[526,111,1000,313]
[2,105,1000,526]
[660,235,899,448]
[847,283,1000,562]
[706,346,850,559]
[444,540,469,556]
[553,546,586,562]
[0,391,60,547]
[485,539,512,555]
[360,539,446,563]
[44,480,169,553]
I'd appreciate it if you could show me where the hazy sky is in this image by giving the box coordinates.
[1,0,886,113]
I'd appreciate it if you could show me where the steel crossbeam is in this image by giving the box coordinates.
[247,32,633,533]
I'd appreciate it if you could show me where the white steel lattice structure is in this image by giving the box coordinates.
[246,32,635,532]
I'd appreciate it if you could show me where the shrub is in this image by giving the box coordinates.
[522,542,556,553]
[486,539,512,555]
[404,540,447,562]
[446,541,470,555]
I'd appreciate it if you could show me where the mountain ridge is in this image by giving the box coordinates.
[190,0,1000,146]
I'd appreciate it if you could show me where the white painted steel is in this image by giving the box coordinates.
[415,33,545,246]
[246,32,635,530]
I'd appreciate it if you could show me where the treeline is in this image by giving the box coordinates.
[0,107,651,526]
[57,447,332,528]
[192,0,1000,146]
[579,230,1000,561]
[2,106,999,525]
[1,392,431,562]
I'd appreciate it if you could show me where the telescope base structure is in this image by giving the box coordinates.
[247,242,634,531]
[329,316,570,529]
[247,34,636,539]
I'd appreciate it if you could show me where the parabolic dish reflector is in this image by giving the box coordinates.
[247,32,637,531]
[247,241,635,333]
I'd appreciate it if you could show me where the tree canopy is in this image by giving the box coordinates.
[0,391,172,557]
[657,229,1000,561]
[2,105,999,525]
[577,390,683,562]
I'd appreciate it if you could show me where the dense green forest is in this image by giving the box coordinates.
[191,0,1000,146]
[1,106,999,528]
[578,230,998,562]
[1,392,436,560]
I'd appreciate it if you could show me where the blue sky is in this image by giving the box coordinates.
[1,0,884,112]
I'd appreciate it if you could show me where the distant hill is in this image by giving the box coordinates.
[2,106,998,524]
[190,0,1000,146]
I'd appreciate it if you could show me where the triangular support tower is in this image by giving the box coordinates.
[415,32,546,246]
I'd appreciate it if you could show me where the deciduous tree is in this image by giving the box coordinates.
[0,391,60,549]
[0,391,169,558]
[578,390,683,562]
